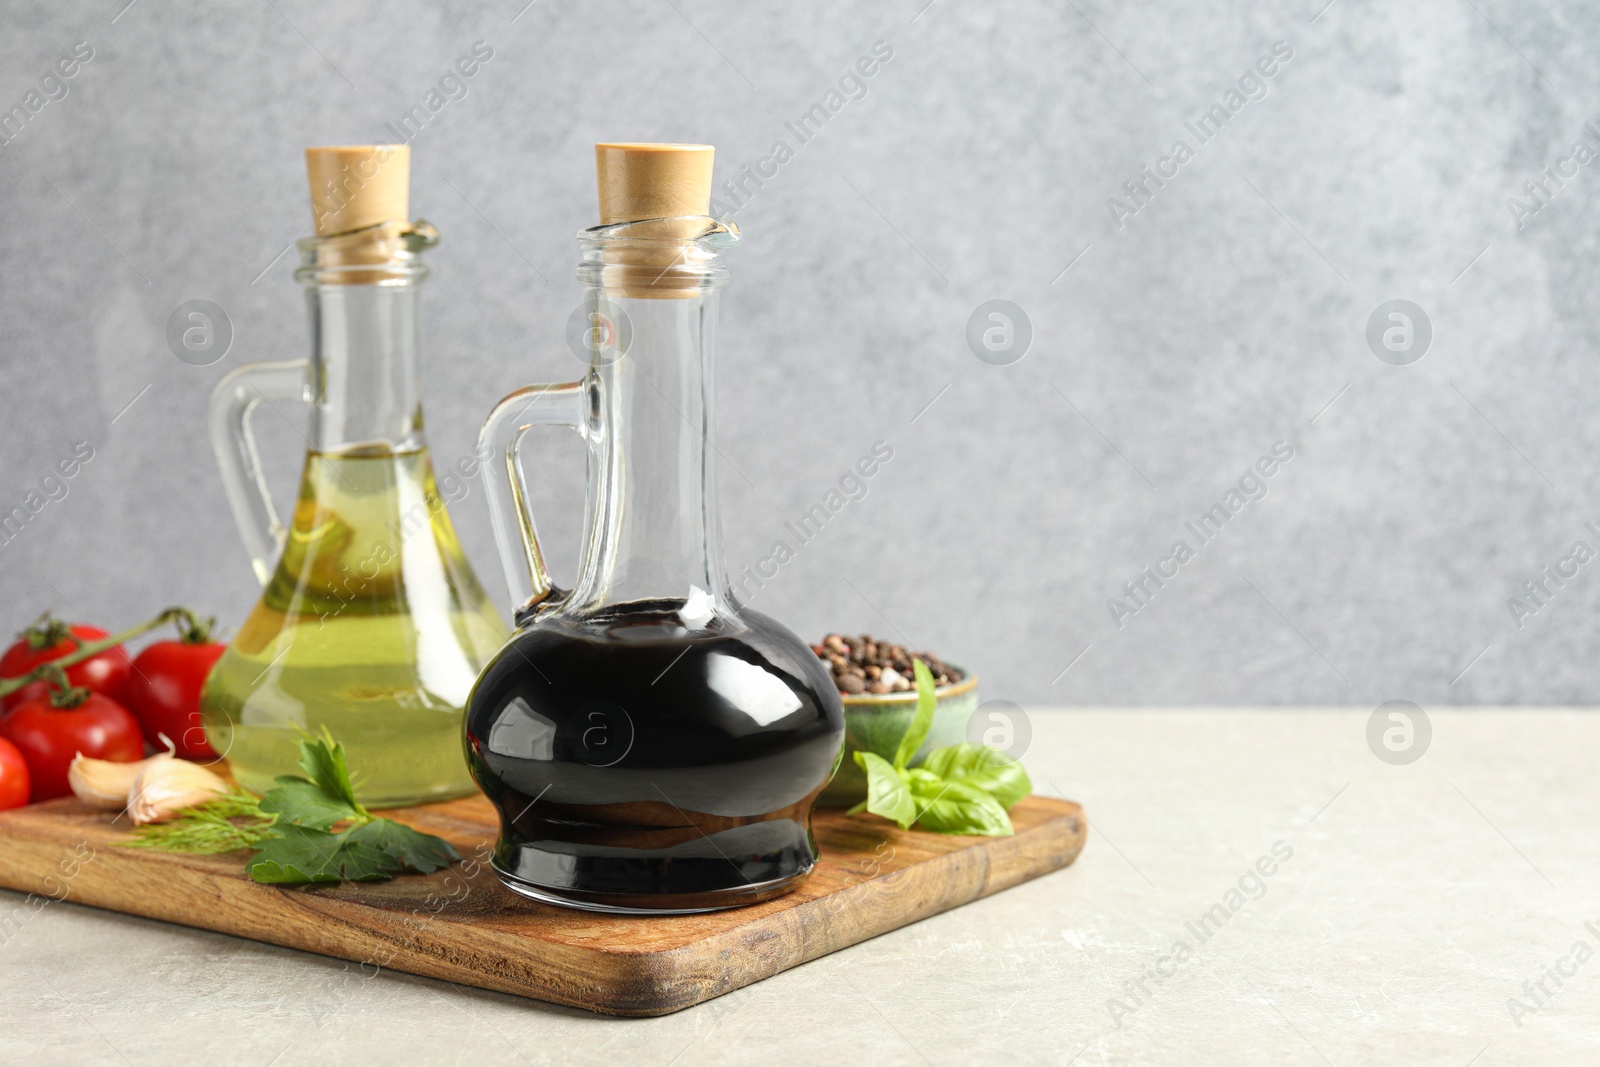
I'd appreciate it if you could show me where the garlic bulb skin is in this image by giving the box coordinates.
[127,758,230,825]
[68,741,230,823]
[69,751,169,809]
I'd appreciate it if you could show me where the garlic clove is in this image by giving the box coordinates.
[69,751,171,809]
[127,758,230,825]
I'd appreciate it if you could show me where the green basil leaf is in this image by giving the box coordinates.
[907,776,1014,837]
[343,818,459,874]
[920,743,1031,810]
[892,659,939,771]
[259,778,361,831]
[854,750,917,830]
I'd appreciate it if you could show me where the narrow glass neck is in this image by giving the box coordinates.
[565,287,729,618]
[296,223,433,455]
[302,276,426,454]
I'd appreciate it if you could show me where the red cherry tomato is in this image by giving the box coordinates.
[120,639,225,759]
[0,621,132,713]
[1,691,143,801]
[0,737,29,810]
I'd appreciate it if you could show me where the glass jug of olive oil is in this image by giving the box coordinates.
[200,145,505,807]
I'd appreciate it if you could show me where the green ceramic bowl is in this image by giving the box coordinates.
[818,669,979,806]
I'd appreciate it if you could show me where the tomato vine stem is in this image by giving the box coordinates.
[0,607,208,699]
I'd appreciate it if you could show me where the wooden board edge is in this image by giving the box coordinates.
[0,829,614,1010]
[0,800,1087,1018]
[571,801,1088,1015]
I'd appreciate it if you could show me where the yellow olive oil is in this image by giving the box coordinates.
[200,447,506,807]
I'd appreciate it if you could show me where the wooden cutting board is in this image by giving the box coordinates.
[0,793,1085,1016]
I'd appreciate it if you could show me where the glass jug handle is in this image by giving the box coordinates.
[207,360,310,586]
[478,382,586,615]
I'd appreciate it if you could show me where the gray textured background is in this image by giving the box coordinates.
[1,0,1596,707]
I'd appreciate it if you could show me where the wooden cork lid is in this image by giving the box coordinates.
[303,145,413,281]
[595,143,713,224]
[305,145,410,236]
[593,144,715,299]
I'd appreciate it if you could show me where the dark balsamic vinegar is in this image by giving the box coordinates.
[464,600,845,913]
[470,145,845,912]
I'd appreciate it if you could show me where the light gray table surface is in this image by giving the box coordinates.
[3,708,1596,1066]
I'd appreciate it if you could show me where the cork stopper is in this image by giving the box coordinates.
[305,145,410,235]
[303,146,414,282]
[595,143,714,224]
[593,143,715,299]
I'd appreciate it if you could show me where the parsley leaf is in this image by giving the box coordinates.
[247,823,401,884]
[296,726,366,816]
[343,818,459,874]
[259,778,361,831]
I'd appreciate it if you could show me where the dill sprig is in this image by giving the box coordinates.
[122,790,278,854]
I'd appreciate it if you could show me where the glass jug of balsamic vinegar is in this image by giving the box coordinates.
[466,143,844,913]
[201,145,506,807]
